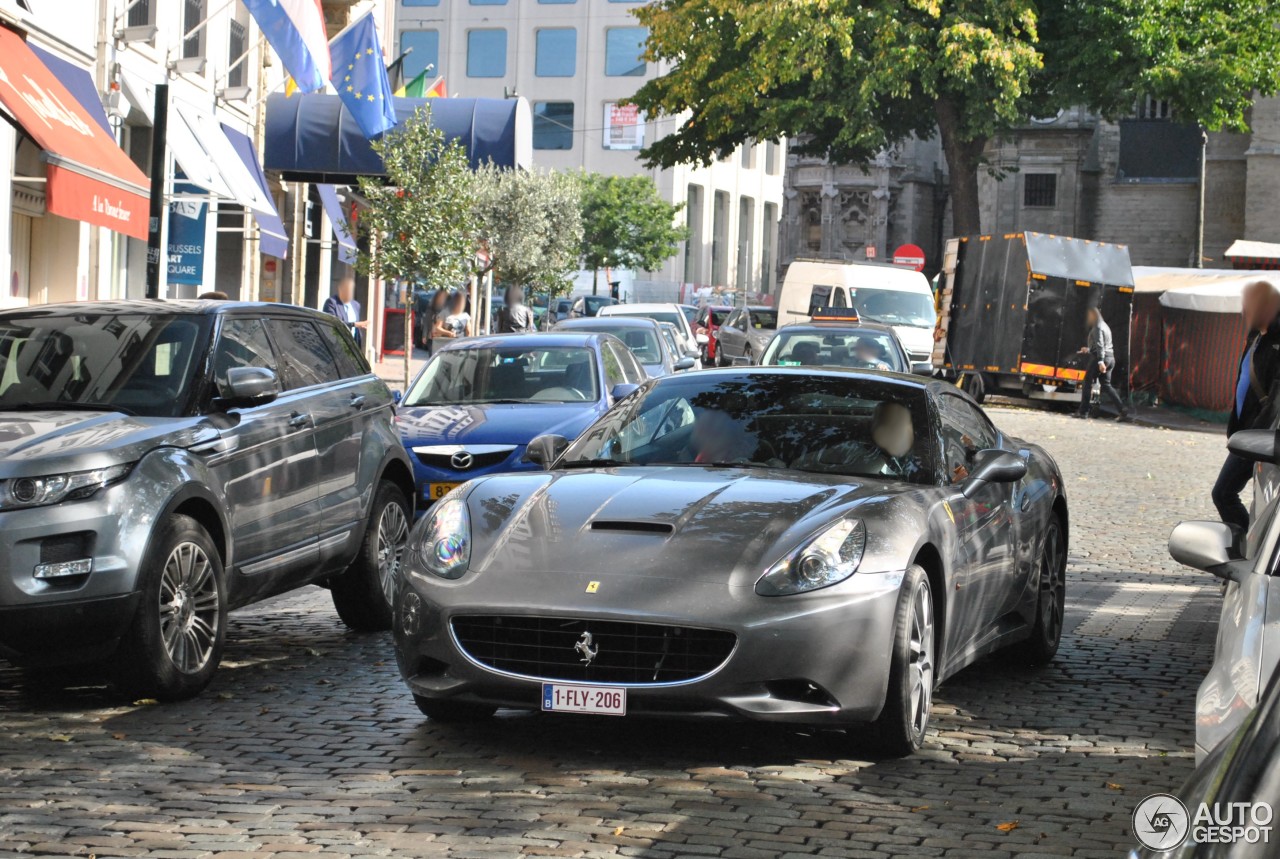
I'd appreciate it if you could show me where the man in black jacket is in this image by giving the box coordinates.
[1213,279,1280,533]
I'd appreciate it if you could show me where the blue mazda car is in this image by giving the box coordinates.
[397,332,647,509]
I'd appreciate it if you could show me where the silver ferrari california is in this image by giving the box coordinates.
[392,368,1068,755]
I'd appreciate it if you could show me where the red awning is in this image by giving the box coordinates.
[0,28,149,239]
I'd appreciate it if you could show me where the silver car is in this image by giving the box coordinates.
[715,305,779,365]
[393,368,1068,755]
[0,301,414,700]
[553,317,695,378]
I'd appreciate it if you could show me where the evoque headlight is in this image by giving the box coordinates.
[419,498,471,579]
[756,519,866,596]
[0,463,133,511]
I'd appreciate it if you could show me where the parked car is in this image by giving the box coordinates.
[694,305,733,364]
[1130,664,1280,858]
[0,300,414,700]
[598,302,701,360]
[761,318,920,374]
[553,317,694,379]
[1168,427,1280,761]
[550,298,574,324]
[567,295,620,319]
[393,367,1067,756]
[657,322,696,373]
[396,333,646,509]
[714,305,779,365]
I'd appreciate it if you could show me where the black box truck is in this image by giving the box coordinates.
[932,232,1135,404]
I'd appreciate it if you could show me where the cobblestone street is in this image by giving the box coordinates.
[0,408,1229,858]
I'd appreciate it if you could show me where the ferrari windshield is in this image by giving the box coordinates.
[0,313,210,417]
[406,346,600,405]
[763,329,906,372]
[851,288,936,328]
[562,372,932,482]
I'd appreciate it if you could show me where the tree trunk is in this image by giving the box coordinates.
[934,98,988,239]
[591,267,599,296]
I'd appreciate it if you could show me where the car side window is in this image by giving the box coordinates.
[612,341,645,384]
[320,318,370,379]
[938,395,1000,483]
[266,319,342,390]
[601,342,628,389]
[213,318,277,398]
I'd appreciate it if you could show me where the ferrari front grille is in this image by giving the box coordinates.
[451,615,736,685]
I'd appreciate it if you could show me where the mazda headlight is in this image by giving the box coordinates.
[0,463,133,511]
[756,520,866,596]
[420,498,471,579]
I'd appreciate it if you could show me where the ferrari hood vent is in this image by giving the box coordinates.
[590,520,675,535]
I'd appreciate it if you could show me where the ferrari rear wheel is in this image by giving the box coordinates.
[413,695,496,723]
[867,565,934,757]
[1026,516,1066,664]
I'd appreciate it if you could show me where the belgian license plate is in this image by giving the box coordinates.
[426,482,460,501]
[541,683,626,716]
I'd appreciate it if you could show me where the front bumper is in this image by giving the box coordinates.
[406,446,540,510]
[394,567,905,725]
[0,482,148,663]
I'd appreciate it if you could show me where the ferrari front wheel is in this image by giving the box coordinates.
[867,565,934,756]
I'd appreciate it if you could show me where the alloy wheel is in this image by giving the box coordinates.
[376,501,410,605]
[907,580,935,741]
[1039,524,1066,646]
[158,542,220,674]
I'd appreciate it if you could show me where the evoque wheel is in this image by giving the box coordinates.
[116,514,227,701]
[331,479,411,632]
[1026,516,1066,664]
[867,565,934,757]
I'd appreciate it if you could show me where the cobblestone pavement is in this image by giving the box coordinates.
[0,409,1230,858]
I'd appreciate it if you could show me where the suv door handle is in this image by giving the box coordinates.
[348,394,366,409]
[288,412,310,429]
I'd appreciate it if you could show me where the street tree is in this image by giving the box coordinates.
[629,0,1280,237]
[472,165,584,301]
[355,106,478,387]
[579,173,687,294]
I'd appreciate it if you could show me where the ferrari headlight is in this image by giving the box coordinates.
[420,498,471,579]
[0,463,133,511]
[756,519,866,596]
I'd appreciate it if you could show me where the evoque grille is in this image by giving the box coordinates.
[451,615,736,685]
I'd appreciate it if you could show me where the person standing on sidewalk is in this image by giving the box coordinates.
[1213,279,1280,534]
[1074,306,1131,421]
[495,286,536,334]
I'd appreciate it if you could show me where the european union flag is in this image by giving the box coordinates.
[329,12,397,139]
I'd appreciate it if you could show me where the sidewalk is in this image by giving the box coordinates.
[374,347,429,391]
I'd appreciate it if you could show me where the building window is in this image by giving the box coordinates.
[1023,173,1057,208]
[401,30,440,80]
[227,18,247,87]
[1137,96,1173,120]
[532,102,574,150]
[182,0,206,60]
[605,27,647,77]
[761,202,778,293]
[535,29,576,77]
[740,145,755,169]
[467,29,507,78]
[684,185,703,283]
[736,196,755,289]
[712,191,729,285]
[765,141,780,175]
[127,0,153,26]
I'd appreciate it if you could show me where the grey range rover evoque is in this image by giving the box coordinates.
[0,300,414,700]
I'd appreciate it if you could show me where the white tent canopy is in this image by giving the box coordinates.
[1131,266,1277,314]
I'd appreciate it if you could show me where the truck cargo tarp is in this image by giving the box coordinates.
[264,93,532,183]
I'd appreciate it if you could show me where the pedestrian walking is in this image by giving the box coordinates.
[422,289,450,352]
[1213,279,1280,534]
[444,290,473,338]
[322,273,368,347]
[495,286,536,334]
[1073,306,1131,421]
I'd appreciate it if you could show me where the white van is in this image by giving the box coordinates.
[777,260,936,366]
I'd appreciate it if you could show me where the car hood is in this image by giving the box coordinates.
[397,402,602,447]
[891,325,934,356]
[0,410,208,476]
[461,466,899,588]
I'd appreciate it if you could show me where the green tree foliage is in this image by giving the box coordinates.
[354,106,477,292]
[580,173,687,292]
[472,165,584,297]
[630,0,1280,237]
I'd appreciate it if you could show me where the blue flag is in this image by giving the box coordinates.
[329,13,397,139]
